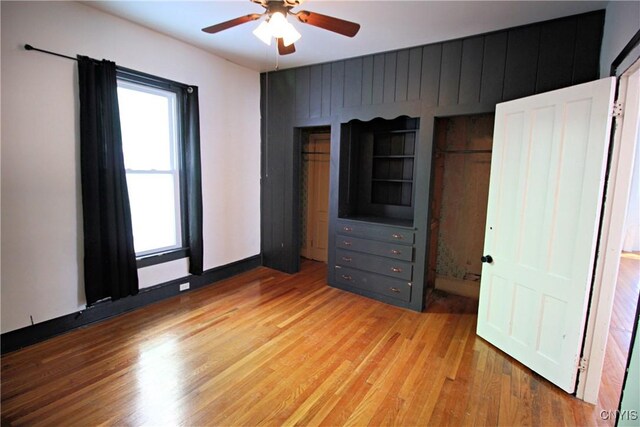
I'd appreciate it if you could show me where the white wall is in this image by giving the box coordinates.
[600,0,640,77]
[0,1,261,333]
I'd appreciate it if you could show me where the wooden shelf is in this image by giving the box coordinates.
[372,155,414,159]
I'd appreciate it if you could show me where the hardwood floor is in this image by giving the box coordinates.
[597,255,640,414]
[1,258,636,426]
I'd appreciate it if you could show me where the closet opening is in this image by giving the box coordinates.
[300,127,331,263]
[427,114,495,303]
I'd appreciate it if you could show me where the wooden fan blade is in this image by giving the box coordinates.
[202,13,262,34]
[277,38,296,55]
[295,11,360,37]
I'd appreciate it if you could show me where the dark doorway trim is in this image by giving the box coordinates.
[610,29,640,76]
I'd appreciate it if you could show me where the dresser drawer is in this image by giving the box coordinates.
[336,249,413,280]
[336,236,413,261]
[336,220,414,244]
[334,266,412,302]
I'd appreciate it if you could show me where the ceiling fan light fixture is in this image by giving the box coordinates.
[268,11,288,38]
[282,23,301,47]
[252,19,272,45]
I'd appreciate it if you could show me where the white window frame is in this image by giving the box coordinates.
[117,79,184,257]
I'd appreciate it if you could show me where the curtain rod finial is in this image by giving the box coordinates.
[24,44,34,51]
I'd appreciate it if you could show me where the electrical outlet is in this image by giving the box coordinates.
[179,283,190,291]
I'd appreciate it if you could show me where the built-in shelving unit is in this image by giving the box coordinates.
[331,116,420,309]
[338,117,419,226]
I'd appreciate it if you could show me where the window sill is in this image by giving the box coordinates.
[136,248,190,268]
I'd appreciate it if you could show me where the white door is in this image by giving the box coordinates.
[477,77,616,393]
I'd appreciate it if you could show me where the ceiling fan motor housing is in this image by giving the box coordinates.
[252,0,302,9]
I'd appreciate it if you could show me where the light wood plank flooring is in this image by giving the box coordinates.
[598,255,640,414]
[1,258,637,426]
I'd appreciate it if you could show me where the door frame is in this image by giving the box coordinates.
[577,57,640,402]
[301,132,331,262]
[296,126,332,265]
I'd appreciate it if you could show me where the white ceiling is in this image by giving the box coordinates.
[84,0,608,72]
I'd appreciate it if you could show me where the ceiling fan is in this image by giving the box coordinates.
[201,0,361,55]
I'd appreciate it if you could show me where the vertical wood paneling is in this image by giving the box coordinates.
[260,74,272,259]
[573,12,604,83]
[438,41,463,106]
[408,47,423,101]
[344,58,363,108]
[383,52,397,104]
[331,61,345,114]
[372,54,385,104]
[395,50,410,102]
[309,65,322,118]
[259,10,605,277]
[263,70,295,269]
[321,63,331,117]
[267,72,286,263]
[459,37,484,104]
[361,56,374,106]
[536,19,577,93]
[281,70,297,271]
[421,44,442,106]
[502,26,541,101]
[480,32,507,105]
[295,67,310,119]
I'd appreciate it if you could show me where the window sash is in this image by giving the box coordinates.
[125,170,183,257]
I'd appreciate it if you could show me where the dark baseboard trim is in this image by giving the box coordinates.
[1,254,262,354]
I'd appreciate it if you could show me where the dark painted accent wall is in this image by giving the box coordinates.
[261,11,604,275]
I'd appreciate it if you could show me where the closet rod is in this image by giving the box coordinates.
[439,149,492,154]
[24,44,77,62]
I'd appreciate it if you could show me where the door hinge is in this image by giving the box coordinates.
[612,102,623,118]
[578,357,588,372]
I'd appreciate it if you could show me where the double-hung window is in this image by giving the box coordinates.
[116,71,191,267]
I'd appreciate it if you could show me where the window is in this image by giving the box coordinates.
[116,71,192,266]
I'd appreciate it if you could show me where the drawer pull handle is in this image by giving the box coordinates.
[341,274,353,281]
[342,256,352,262]
[343,226,353,232]
[390,249,402,255]
[392,233,404,240]
[391,267,402,273]
[390,287,401,293]
[343,241,352,246]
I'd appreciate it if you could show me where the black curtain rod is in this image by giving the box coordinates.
[24,43,194,91]
[24,44,77,61]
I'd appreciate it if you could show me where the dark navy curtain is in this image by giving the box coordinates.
[77,55,138,305]
[185,86,203,275]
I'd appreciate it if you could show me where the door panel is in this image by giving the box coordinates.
[477,77,616,393]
